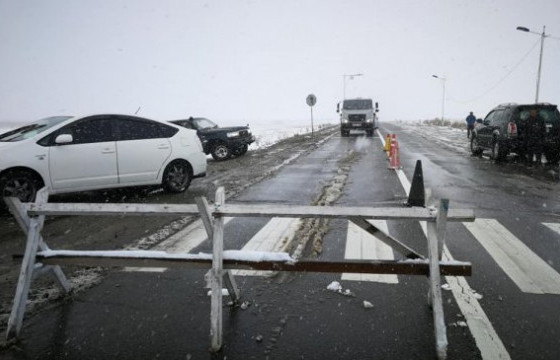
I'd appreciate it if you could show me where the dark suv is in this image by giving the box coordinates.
[170,117,255,161]
[470,103,560,165]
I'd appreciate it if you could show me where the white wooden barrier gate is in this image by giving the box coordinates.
[4,187,474,359]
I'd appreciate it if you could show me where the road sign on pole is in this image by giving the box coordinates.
[306,94,317,107]
[306,94,316,140]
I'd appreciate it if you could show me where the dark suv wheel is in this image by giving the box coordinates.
[211,143,232,161]
[470,135,483,156]
[491,140,507,161]
[232,144,248,156]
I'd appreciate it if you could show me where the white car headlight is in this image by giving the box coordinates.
[227,131,240,138]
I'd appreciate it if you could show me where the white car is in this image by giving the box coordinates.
[0,114,207,206]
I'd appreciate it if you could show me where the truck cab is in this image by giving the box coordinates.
[337,98,379,137]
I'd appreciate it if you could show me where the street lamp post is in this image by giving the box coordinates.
[432,75,446,124]
[516,25,553,103]
[342,73,363,99]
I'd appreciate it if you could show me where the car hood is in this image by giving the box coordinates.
[0,141,19,150]
[199,126,249,134]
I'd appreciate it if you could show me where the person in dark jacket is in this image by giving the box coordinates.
[524,109,546,166]
[465,112,476,139]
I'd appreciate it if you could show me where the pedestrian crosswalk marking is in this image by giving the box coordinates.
[232,217,300,276]
[543,223,560,236]
[341,220,398,283]
[124,218,234,272]
[464,218,560,295]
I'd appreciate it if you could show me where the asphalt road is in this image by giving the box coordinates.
[2,123,560,359]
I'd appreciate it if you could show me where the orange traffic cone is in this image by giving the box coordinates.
[384,134,391,152]
[388,134,396,158]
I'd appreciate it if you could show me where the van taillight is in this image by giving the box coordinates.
[508,122,517,136]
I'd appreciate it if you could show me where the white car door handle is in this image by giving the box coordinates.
[157,144,170,149]
[102,148,116,154]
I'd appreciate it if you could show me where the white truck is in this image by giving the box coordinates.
[336,98,379,137]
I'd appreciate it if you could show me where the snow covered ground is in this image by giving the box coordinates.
[394,121,470,156]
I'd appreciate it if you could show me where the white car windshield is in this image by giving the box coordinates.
[0,116,72,142]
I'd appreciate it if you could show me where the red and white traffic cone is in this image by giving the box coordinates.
[390,139,401,169]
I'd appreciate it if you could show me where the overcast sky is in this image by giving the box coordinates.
[1,0,559,126]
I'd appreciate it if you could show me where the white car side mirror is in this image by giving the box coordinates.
[55,134,73,144]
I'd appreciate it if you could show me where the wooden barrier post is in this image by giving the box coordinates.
[5,189,68,340]
[210,187,225,352]
[427,199,450,360]
[195,196,240,304]
[4,194,69,292]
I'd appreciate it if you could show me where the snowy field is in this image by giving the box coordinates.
[395,121,470,155]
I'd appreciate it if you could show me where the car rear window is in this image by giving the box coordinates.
[518,107,560,124]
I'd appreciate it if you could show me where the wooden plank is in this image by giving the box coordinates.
[349,217,424,259]
[35,253,471,276]
[25,202,475,222]
[195,196,213,238]
[215,204,474,222]
[26,202,200,216]
[435,200,449,260]
[210,187,225,352]
[223,270,240,303]
[427,200,448,360]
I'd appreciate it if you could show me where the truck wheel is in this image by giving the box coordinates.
[211,143,232,161]
[341,130,348,137]
[366,130,374,137]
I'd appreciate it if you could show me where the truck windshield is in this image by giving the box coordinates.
[343,99,372,110]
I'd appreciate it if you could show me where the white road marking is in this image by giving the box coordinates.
[341,220,398,283]
[464,218,560,295]
[124,217,233,272]
[543,222,560,235]
[392,158,509,360]
[232,217,300,276]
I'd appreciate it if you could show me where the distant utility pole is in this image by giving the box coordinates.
[516,25,557,103]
